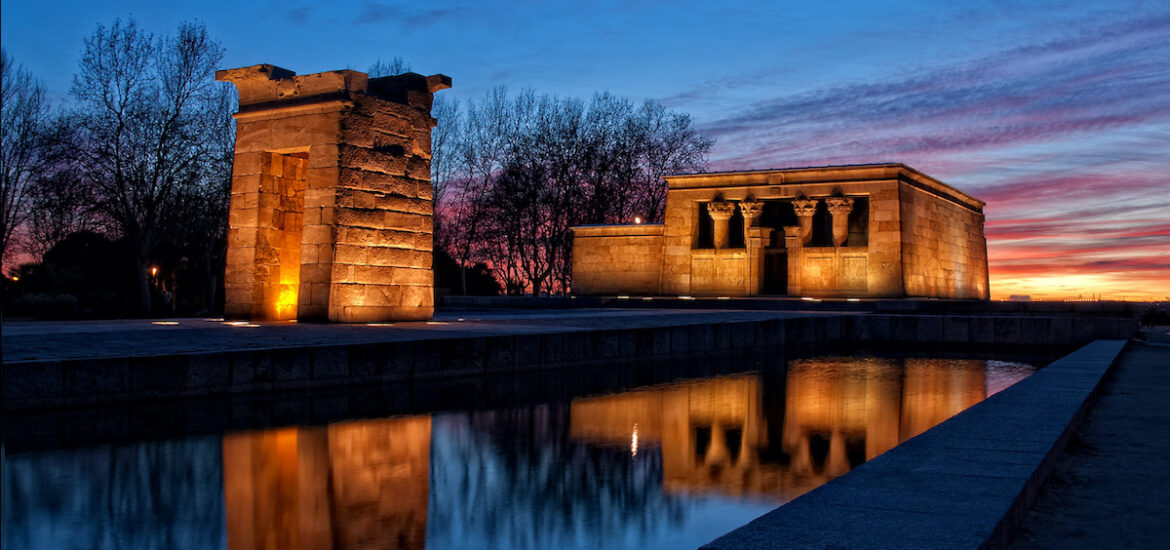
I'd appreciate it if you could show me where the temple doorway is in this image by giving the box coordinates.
[762,250,788,295]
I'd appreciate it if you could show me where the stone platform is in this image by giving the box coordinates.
[701,339,1133,549]
[2,307,1136,410]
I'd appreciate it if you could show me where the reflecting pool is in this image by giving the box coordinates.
[2,354,1039,550]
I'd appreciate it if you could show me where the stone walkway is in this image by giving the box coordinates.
[1,308,825,362]
[1007,331,1170,549]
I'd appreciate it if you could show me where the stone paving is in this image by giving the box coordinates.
[1006,329,1170,549]
[1,308,823,363]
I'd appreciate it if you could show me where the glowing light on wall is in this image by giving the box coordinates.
[631,424,639,458]
[275,287,298,320]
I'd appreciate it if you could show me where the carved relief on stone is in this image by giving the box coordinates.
[792,196,818,244]
[706,200,737,219]
[826,196,855,247]
[738,197,764,223]
[706,200,737,249]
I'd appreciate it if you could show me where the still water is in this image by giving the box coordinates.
[3,354,1038,550]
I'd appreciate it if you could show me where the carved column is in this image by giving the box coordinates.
[707,201,736,249]
[738,198,764,232]
[792,197,818,245]
[826,196,855,247]
[746,227,773,295]
[739,198,767,294]
[783,225,803,296]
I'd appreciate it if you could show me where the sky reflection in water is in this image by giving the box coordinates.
[3,356,1037,550]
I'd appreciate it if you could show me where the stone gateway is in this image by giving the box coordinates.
[218,65,450,322]
[571,164,989,299]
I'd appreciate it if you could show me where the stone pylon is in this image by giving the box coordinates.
[217,65,451,322]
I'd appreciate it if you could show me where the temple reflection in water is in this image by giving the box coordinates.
[217,356,995,549]
[570,357,986,500]
[222,417,431,550]
[3,355,1033,550]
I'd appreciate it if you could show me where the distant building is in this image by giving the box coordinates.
[571,164,989,299]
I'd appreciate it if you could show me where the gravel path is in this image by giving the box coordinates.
[1007,330,1170,549]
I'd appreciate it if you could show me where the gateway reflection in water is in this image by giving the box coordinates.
[2,356,1036,550]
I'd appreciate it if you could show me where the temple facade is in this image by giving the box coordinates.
[571,164,989,299]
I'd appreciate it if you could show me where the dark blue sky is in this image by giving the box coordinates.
[3,0,1168,299]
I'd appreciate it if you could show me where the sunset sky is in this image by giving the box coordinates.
[3,0,1168,300]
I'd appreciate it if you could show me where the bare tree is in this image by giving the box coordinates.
[430,95,460,207]
[1,50,54,265]
[367,56,411,78]
[26,162,97,257]
[70,19,229,313]
[633,100,713,222]
[442,87,513,294]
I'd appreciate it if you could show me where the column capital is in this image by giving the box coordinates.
[707,200,736,220]
[738,198,764,220]
[825,196,854,216]
[793,197,818,217]
[826,196,855,247]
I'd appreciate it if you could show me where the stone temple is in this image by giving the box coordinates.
[571,164,989,299]
[218,65,450,322]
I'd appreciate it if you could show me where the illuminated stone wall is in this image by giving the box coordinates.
[570,224,663,295]
[571,164,987,298]
[899,181,990,299]
[218,65,450,322]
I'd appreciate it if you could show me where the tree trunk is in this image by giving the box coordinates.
[460,260,468,296]
[135,254,152,315]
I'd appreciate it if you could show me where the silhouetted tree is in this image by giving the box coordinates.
[26,163,98,257]
[70,19,231,314]
[367,56,410,78]
[437,88,712,295]
[1,50,56,264]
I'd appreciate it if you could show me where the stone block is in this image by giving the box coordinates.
[312,347,349,380]
[485,337,516,371]
[131,355,190,397]
[914,315,943,343]
[66,360,130,398]
[3,361,65,405]
[652,328,671,356]
[943,316,970,343]
[994,317,1022,345]
[541,333,565,364]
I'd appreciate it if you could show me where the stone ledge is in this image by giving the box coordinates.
[700,339,1128,550]
[3,312,1136,410]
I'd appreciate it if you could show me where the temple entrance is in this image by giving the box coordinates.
[262,151,307,320]
[762,250,787,295]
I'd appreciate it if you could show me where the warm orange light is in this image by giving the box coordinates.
[274,287,298,320]
[988,272,1159,301]
[150,266,158,276]
[631,424,639,458]
[10,276,18,282]
[634,216,643,224]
